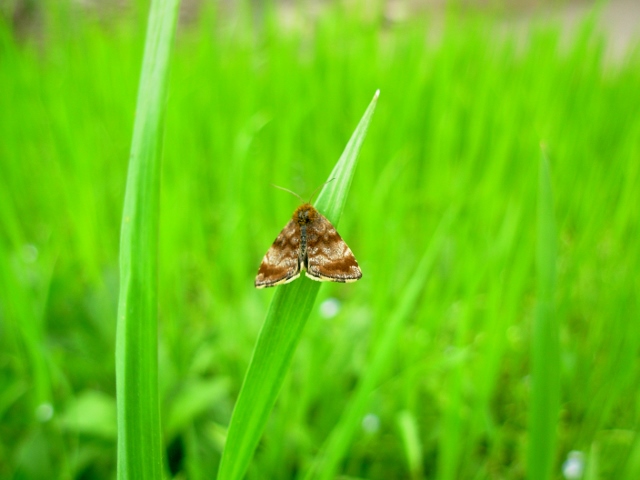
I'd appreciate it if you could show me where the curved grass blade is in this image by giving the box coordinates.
[306,209,457,480]
[217,90,379,480]
[115,1,181,478]
[527,147,560,480]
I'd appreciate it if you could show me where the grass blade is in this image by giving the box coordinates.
[527,147,560,480]
[115,1,180,478]
[396,410,424,480]
[217,90,379,480]
[314,90,380,220]
[306,210,456,480]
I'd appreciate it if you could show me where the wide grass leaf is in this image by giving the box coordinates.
[115,0,181,478]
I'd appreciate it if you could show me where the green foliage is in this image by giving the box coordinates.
[1,3,640,479]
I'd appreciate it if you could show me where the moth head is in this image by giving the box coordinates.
[293,203,318,225]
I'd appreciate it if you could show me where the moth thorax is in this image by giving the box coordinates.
[293,203,318,225]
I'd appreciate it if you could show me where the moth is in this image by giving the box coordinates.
[255,188,362,288]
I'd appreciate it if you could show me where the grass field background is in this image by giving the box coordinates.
[1,1,639,478]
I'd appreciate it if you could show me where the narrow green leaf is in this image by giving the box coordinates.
[397,410,424,480]
[217,90,380,480]
[307,209,456,480]
[314,89,380,221]
[623,433,640,480]
[527,147,560,480]
[115,1,180,479]
[585,445,599,480]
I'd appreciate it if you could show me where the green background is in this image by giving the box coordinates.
[1,1,639,478]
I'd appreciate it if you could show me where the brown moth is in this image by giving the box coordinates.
[255,202,362,288]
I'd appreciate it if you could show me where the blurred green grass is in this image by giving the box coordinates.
[1,2,639,479]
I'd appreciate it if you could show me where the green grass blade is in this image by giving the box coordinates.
[527,147,560,480]
[623,434,640,480]
[314,90,380,220]
[217,90,379,480]
[307,210,456,480]
[396,410,424,480]
[585,444,600,480]
[115,1,180,478]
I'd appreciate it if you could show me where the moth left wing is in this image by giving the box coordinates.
[255,219,301,288]
[304,213,362,283]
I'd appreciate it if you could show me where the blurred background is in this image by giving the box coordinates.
[1,0,639,478]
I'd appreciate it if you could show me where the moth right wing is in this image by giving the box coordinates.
[304,213,362,283]
[255,219,302,288]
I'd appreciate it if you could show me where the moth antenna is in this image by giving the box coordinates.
[271,184,305,203]
[308,178,335,203]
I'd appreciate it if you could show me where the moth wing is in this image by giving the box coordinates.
[255,219,301,288]
[305,213,362,283]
